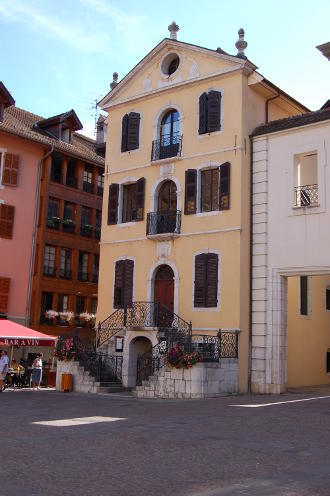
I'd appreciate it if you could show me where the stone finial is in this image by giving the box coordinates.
[168,21,179,40]
[110,72,119,90]
[235,28,247,58]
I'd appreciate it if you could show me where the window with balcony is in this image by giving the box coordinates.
[66,158,77,188]
[147,180,181,237]
[57,294,70,326]
[43,245,56,277]
[47,198,60,229]
[92,254,99,283]
[78,252,89,282]
[63,202,75,233]
[50,153,63,183]
[95,210,101,240]
[97,172,104,196]
[81,207,92,237]
[294,152,318,207]
[152,109,182,161]
[40,291,53,325]
[83,166,94,193]
[59,248,72,279]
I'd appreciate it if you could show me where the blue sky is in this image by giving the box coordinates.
[1,0,329,138]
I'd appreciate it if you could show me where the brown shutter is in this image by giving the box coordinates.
[194,254,206,307]
[114,259,134,308]
[206,254,218,307]
[184,169,197,214]
[198,93,208,135]
[121,114,129,152]
[3,153,19,186]
[219,162,230,210]
[207,90,221,132]
[0,204,15,239]
[127,112,140,151]
[0,277,10,313]
[123,259,134,307]
[114,260,124,308]
[107,184,119,225]
[136,177,145,221]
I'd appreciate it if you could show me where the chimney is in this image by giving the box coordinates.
[168,21,179,40]
[110,72,119,90]
[235,28,247,58]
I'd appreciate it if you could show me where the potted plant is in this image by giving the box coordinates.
[79,312,96,327]
[58,311,75,325]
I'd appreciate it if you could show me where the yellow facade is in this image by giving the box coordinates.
[287,276,330,387]
[98,38,306,393]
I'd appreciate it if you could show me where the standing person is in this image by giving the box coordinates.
[32,353,43,390]
[0,350,9,392]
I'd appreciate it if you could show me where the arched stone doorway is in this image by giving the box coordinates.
[157,180,177,233]
[154,264,174,312]
[127,336,152,387]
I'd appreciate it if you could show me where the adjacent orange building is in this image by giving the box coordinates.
[0,82,105,341]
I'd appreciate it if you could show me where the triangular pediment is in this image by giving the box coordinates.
[100,39,254,109]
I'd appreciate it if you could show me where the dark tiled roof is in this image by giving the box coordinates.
[252,107,330,137]
[0,106,104,167]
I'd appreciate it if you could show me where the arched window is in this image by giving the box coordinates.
[158,180,177,213]
[158,109,180,160]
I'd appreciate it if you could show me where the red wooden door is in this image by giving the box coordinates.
[154,265,174,312]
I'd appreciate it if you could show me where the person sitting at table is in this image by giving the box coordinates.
[11,359,24,372]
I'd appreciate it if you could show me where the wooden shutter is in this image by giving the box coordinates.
[114,260,125,308]
[0,277,10,313]
[0,204,15,239]
[114,259,134,308]
[184,169,197,214]
[219,162,230,210]
[194,254,206,307]
[123,259,134,307]
[198,93,208,135]
[136,177,145,221]
[127,112,140,151]
[107,184,119,225]
[206,254,218,307]
[207,90,221,133]
[121,114,129,152]
[3,153,19,186]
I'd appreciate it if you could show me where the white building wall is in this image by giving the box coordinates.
[251,120,330,393]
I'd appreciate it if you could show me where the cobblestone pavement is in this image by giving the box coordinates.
[0,389,330,496]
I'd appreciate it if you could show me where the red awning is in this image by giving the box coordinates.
[0,320,56,347]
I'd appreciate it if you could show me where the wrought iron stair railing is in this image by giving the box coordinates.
[96,301,192,348]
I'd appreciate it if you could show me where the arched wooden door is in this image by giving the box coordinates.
[154,265,174,312]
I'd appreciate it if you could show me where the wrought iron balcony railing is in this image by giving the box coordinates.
[295,184,318,207]
[151,133,183,161]
[43,266,56,277]
[78,271,89,282]
[66,176,78,188]
[59,268,72,279]
[146,211,181,236]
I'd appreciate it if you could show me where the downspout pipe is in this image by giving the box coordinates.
[265,93,281,123]
[25,145,54,326]
[248,135,254,393]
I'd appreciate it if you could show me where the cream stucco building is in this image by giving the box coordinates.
[96,25,307,396]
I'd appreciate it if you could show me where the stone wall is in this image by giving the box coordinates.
[134,360,238,399]
[56,360,100,393]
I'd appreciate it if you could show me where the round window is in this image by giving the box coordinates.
[161,53,180,76]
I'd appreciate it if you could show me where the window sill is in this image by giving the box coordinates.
[299,314,312,320]
[195,211,220,218]
[292,204,320,210]
[116,221,137,228]
[197,129,223,139]
[192,306,220,312]
[151,156,183,166]
[147,232,180,241]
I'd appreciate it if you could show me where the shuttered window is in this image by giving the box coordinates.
[198,91,221,134]
[184,169,197,214]
[121,112,140,152]
[219,162,230,210]
[194,253,218,308]
[300,276,308,316]
[2,153,19,186]
[0,277,10,313]
[0,204,15,239]
[114,259,134,308]
[108,183,119,224]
